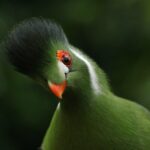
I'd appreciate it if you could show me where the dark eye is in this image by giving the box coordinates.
[56,50,72,67]
[62,56,71,66]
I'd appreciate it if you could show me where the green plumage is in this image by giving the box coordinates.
[42,48,150,150]
[5,18,150,150]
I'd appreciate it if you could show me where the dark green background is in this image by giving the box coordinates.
[0,0,150,149]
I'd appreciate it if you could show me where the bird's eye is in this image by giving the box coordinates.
[56,50,72,67]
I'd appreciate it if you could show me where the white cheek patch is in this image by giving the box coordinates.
[57,61,69,78]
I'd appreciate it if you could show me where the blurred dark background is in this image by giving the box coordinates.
[0,0,150,149]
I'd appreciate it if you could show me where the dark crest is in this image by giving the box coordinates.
[5,18,68,77]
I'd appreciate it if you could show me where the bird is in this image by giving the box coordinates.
[5,18,150,150]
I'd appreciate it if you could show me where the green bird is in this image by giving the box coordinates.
[5,18,150,150]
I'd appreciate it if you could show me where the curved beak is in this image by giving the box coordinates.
[48,80,67,99]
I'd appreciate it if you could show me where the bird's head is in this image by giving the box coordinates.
[5,18,95,100]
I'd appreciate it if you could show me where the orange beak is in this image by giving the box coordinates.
[48,80,67,99]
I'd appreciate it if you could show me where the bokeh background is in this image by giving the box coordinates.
[0,0,150,149]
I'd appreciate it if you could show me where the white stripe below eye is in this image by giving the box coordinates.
[70,47,101,95]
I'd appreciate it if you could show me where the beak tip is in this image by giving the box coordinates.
[57,94,63,99]
[48,80,66,100]
[59,96,62,99]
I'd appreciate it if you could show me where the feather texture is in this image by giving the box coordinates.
[5,18,68,77]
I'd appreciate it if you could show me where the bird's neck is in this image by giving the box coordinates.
[58,46,111,112]
[60,69,112,114]
[42,52,114,149]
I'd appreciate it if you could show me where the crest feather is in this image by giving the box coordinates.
[5,18,68,77]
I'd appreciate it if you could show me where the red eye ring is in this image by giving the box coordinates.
[56,50,72,67]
